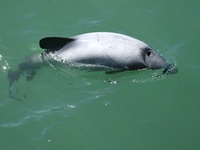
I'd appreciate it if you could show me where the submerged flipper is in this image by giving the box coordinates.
[39,37,75,53]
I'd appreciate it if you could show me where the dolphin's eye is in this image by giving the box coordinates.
[147,51,151,56]
[142,47,152,56]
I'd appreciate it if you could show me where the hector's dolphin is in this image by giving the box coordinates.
[8,32,177,97]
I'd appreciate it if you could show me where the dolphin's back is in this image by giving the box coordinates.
[41,32,148,69]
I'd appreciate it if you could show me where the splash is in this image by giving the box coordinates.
[0,54,10,73]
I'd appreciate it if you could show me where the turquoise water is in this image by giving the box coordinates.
[0,0,200,150]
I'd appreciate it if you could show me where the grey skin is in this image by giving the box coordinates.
[8,32,177,99]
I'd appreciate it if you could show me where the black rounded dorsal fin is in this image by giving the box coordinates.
[39,37,75,53]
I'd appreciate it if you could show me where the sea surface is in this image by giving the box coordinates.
[0,0,200,150]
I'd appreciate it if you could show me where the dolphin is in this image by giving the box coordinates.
[7,32,177,99]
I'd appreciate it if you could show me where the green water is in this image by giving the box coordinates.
[0,0,200,150]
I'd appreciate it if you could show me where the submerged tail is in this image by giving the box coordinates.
[7,60,40,101]
[7,69,23,101]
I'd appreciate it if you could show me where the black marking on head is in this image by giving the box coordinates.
[142,47,152,56]
[39,37,75,53]
[132,46,153,69]
[141,46,153,62]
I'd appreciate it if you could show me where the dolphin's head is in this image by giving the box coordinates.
[142,47,177,74]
